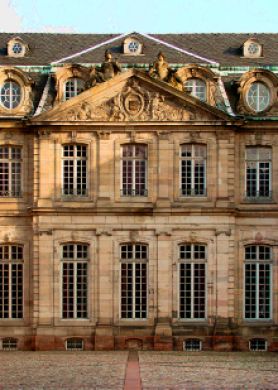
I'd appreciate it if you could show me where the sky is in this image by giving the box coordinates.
[0,0,277,34]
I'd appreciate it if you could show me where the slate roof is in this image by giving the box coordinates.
[0,32,277,67]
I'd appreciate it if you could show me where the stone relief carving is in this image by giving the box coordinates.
[64,78,195,122]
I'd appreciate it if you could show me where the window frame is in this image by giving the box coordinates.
[0,244,24,320]
[178,243,207,321]
[246,82,270,112]
[184,78,207,102]
[0,80,22,110]
[60,242,89,320]
[245,146,272,201]
[120,143,148,197]
[119,243,148,320]
[61,144,88,198]
[63,77,85,101]
[243,245,272,321]
[180,144,207,197]
[0,145,22,198]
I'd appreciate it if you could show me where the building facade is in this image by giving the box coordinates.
[0,32,278,351]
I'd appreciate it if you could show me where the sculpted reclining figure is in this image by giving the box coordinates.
[149,51,183,91]
[88,50,122,87]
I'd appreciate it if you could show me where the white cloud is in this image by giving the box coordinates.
[0,0,23,32]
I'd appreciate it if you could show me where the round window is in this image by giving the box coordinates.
[12,42,23,54]
[128,41,139,53]
[184,78,206,102]
[247,82,270,112]
[248,43,259,55]
[0,81,21,109]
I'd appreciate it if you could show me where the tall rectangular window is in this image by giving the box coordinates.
[245,147,271,199]
[180,144,206,196]
[62,144,87,196]
[0,245,23,319]
[62,243,88,319]
[244,245,272,320]
[179,244,206,320]
[121,144,147,196]
[120,243,147,319]
[0,146,21,197]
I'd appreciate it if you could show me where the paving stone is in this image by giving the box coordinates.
[0,351,128,390]
[139,351,278,390]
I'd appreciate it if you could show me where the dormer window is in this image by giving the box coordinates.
[0,80,21,109]
[184,78,206,102]
[243,38,263,58]
[128,41,140,53]
[123,37,143,55]
[64,77,85,101]
[246,82,270,112]
[12,42,23,55]
[7,37,28,58]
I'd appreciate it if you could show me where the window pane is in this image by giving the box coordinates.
[247,82,270,112]
[120,244,148,319]
[121,144,147,197]
[180,144,206,197]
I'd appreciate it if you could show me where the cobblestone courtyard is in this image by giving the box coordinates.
[0,351,278,389]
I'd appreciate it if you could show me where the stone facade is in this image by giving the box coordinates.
[0,32,278,351]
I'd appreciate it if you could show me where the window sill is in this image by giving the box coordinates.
[243,198,274,204]
[243,320,273,326]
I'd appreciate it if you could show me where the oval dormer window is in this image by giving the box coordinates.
[0,80,21,109]
[247,82,270,112]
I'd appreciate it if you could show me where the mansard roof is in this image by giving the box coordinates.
[0,32,277,66]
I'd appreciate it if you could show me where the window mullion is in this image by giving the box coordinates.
[73,261,77,319]
[8,262,12,318]
[256,263,259,319]
[132,262,136,319]
[132,158,135,193]
[191,262,194,319]
[256,161,260,194]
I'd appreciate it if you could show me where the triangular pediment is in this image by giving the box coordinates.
[32,69,231,123]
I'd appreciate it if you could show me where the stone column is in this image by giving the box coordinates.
[95,229,114,350]
[154,230,173,350]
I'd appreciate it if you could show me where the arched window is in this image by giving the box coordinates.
[246,82,270,112]
[120,243,148,319]
[184,78,206,102]
[62,144,87,197]
[121,144,148,197]
[180,144,206,197]
[61,243,89,319]
[244,245,272,320]
[64,78,85,100]
[0,80,21,109]
[0,245,23,319]
[0,145,22,197]
[179,243,206,320]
